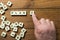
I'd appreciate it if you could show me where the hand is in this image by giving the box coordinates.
[32,14,56,40]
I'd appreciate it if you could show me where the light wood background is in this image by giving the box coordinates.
[0,0,60,40]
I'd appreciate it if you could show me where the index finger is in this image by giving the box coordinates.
[32,13,39,25]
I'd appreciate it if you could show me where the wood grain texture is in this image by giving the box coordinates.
[0,0,60,40]
[1,0,60,8]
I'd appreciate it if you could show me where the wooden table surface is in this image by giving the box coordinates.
[0,0,60,40]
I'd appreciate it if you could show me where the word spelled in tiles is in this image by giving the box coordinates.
[10,10,35,16]
[10,11,27,16]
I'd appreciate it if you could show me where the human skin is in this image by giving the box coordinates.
[32,14,56,40]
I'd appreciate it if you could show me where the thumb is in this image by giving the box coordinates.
[32,13,39,26]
